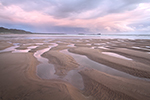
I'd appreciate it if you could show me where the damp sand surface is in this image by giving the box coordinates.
[0,35,150,100]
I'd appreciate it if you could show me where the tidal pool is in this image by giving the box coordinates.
[34,43,58,79]
[61,50,134,78]
[34,43,84,89]
[0,44,38,53]
[102,52,132,60]
[0,45,19,53]
[132,46,150,51]
[34,44,150,90]
[61,49,150,82]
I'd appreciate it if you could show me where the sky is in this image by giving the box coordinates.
[0,0,150,34]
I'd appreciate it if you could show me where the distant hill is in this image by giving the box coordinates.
[0,27,32,34]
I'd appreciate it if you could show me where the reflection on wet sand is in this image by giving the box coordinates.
[34,43,84,89]
[0,36,150,100]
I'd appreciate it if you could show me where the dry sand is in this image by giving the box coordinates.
[0,37,150,100]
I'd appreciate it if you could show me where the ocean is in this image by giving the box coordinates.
[0,34,150,40]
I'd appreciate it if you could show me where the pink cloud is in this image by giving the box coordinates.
[0,4,58,25]
[0,2,150,33]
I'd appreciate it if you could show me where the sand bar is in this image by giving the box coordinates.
[0,35,150,100]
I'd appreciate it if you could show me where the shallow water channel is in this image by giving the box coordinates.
[34,43,84,89]
[1,42,149,90]
[60,49,150,82]
[61,49,135,78]
[35,45,150,89]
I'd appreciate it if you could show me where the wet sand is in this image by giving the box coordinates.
[0,36,150,100]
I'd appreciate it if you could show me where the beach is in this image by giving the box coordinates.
[0,34,150,100]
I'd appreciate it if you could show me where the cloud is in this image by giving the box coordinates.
[0,0,150,33]
[1,0,149,19]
